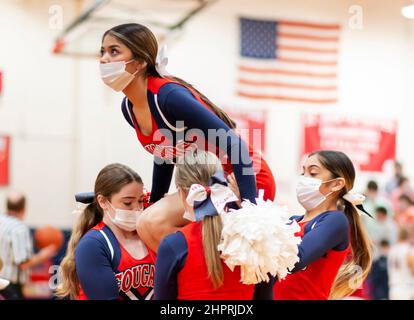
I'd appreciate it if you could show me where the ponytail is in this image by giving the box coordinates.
[166,76,237,129]
[202,215,224,289]
[55,203,103,299]
[329,200,373,299]
[175,151,225,289]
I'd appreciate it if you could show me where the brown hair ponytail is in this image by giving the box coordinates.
[329,199,373,299]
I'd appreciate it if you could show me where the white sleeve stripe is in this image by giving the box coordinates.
[125,290,139,300]
[153,94,187,132]
[145,289,154,300]
[99,230,114,261]
[125,98,134,124]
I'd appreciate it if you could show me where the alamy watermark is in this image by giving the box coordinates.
[348,5,364,30]
[149,123,263,176]
[48,5,63,30]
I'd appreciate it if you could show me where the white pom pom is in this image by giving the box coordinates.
[217,193,302,285]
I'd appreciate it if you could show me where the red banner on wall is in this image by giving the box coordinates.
[0,136,10,186]
[302,114,397,172]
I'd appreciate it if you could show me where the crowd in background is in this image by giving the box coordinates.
[363,162,414,300]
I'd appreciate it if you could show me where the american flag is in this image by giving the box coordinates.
[237,17,341,104]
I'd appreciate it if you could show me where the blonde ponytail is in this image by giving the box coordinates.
[175,151,225,288]
[55,203,103,299]
[202,215,224,288]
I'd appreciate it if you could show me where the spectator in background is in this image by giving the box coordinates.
[364,181,393,214]
[372,207,398,249]
[388,228,414,300]
[362,180,392,241]
[391,177,414,215]
[0,192,57,299]
[368,239,390,300]
[385,161,403,196]
[0,258,20,300]
[395,194,414,227]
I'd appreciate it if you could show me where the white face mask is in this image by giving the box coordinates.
[99,59,138,92]
[105,201,142,232]
[296,176,336,211]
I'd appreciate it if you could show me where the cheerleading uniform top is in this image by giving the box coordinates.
[273,211,350,300]
[154,221,274,300]
[76,221,156,300]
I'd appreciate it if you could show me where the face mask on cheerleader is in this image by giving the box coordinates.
[99,59,138,92]
[296,176,338,211]
[105,201,142,232]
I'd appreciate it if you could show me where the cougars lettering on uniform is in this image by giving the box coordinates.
[115,264,155,293]
[144,140,197,161]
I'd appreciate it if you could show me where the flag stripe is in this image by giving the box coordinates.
[238,78,337,91]
[277,50,338,62]
[278,20,341,30]
[238,71,337,87]
[238,65,337,79]
[238,83,337,98]
[239,58,337,73]
[278,32,339,42]
[237,91,337,104]
[278,45,338,54]
[278,25,341,37]
[277,37,339,50]
[277,57,337,66]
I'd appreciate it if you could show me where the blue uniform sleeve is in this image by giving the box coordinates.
[158,85,257,203]
[75,234,119,300]
[150,157,175,203]
[291,211,349,273]
[154,232,187,300]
